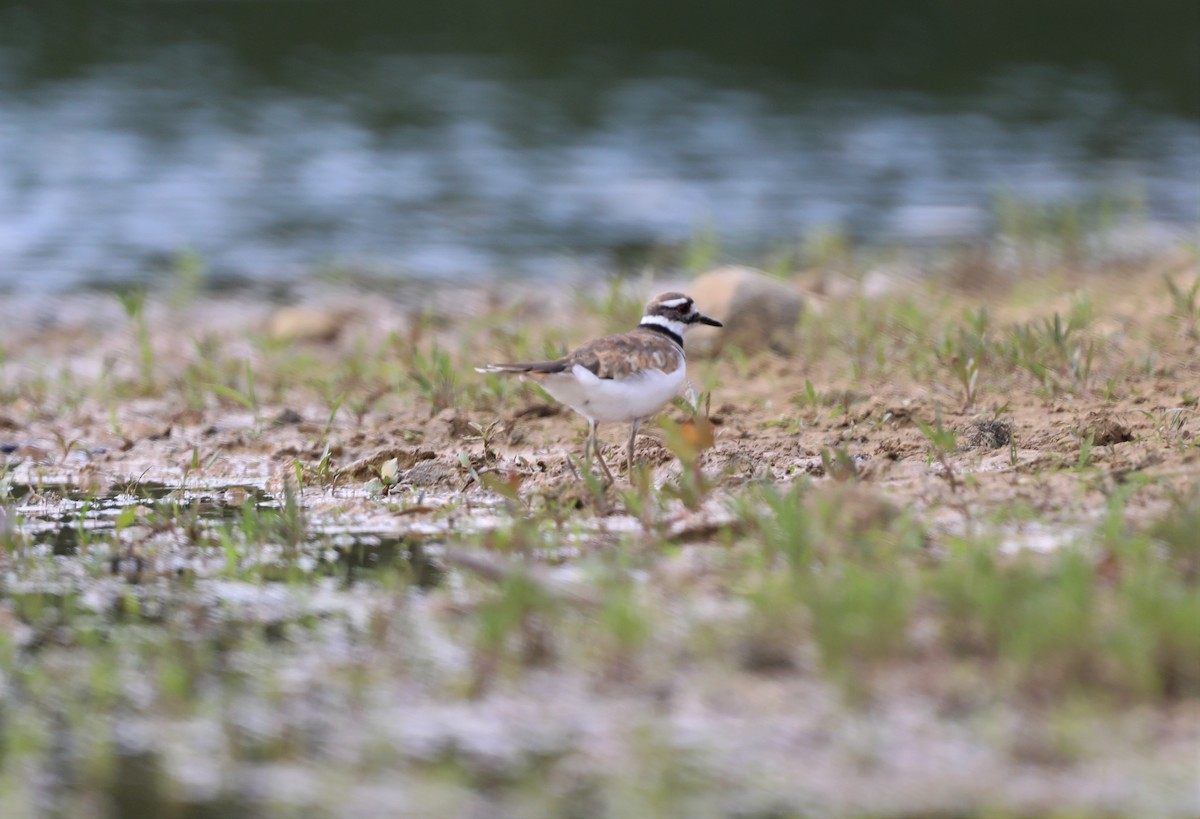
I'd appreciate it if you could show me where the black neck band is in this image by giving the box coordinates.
[639,321,684,348]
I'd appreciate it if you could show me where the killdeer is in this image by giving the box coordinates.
[476,292,723,482]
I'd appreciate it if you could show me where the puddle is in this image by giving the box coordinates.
[321,532,446,589]
[10,480,273,554]
[4,480,447,588]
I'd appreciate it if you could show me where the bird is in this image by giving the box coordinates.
[476,292,723,482]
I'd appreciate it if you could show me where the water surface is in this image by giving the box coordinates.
[1,2,1196,291]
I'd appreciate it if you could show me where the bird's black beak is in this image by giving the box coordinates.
[695,313,723,327]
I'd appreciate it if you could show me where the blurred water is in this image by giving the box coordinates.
[0,14,1197,291]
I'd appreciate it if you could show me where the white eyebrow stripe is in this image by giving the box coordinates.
[639,314,688,343]
[659,297,691,309]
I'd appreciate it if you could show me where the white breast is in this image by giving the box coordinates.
[537,360,686,423]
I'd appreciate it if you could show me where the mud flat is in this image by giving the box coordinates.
[1,250,1198,817]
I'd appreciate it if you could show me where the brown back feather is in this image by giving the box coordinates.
[562,328,681,379]
[484,327,681,380]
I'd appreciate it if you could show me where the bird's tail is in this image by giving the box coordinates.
[474,360,565,375]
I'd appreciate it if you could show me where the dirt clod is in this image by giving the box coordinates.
[967,417,1014,449]
[341,447,437,480]
[272,408,304,426]
[1081,413,1134,446]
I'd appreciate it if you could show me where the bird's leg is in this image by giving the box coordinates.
[584,419,596,471]
[626,419,641,476]
[589,421,615,484]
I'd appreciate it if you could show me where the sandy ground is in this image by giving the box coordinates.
[2,265,1196,536]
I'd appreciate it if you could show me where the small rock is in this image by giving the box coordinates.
[272,408,304,426]
[405,460,455,487]
[1081,413,1133,446]
[685,266,804,356]
[169,409,205,426]
[266,307,346,343]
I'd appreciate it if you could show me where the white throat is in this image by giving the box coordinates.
[640,314,689,342]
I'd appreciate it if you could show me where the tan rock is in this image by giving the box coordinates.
[266,307,346,343]
[684,266,804,356]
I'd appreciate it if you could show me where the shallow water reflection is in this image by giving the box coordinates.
[9,480,447,588]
